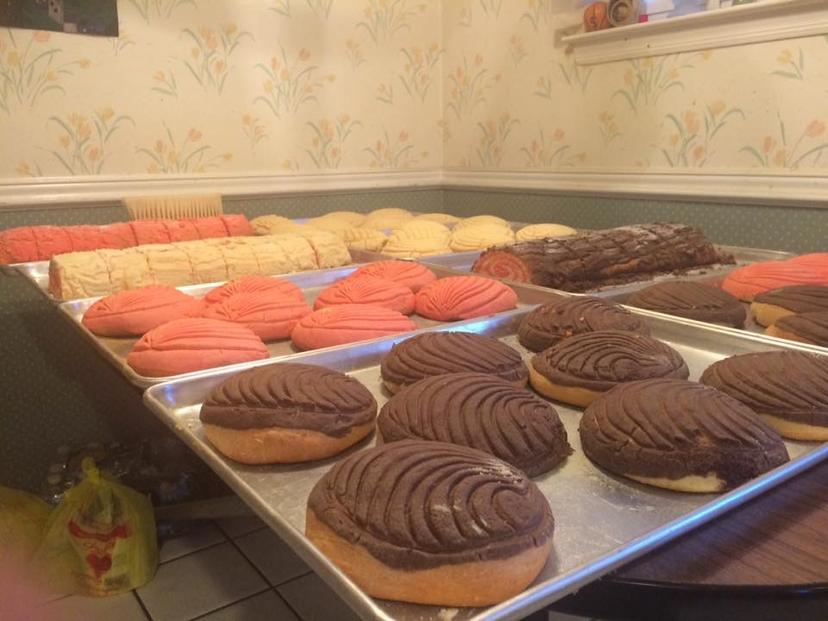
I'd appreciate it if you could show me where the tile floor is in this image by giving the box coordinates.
[37,517,592,621]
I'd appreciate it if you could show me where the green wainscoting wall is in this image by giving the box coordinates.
[1,187,826,491]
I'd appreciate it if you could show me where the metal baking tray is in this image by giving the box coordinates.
[7,260,53,300]
[58,264,551,389]
[420,245,795,295]
[143,305,828,621]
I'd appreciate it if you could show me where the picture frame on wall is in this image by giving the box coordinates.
[0,0,119,36]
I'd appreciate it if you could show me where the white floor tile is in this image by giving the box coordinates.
[137,542,267,621]
[40,592,147,621]
[199,590,299,621]
[277,573,360,621]
[234,529,310,586]
[216,515,267,539]
[159,523,226,564]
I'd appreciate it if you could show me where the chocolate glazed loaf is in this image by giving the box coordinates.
[473,224,732,292]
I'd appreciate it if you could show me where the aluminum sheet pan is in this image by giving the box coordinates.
[8,260,53,300]
[58,264,551,389]
[420,245,795,295]
[144,306,827,621]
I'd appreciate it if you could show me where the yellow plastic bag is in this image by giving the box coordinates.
[32,458,158,597]
[0,485,50,562]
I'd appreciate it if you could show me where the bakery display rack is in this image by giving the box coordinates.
[143,300,828,621]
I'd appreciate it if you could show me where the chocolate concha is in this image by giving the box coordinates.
[518,296,650,352]
[753,284,828,314]
[314,275,415,314]
[627,281,746,328]
[531,330,688,392]
[307,439,554,570]
[200,362,377,437]
[380,331,529,391]
[414,275,518,321]
[204,275,304,305]
[700,351,828,435]
[378,372,571,476]
[579,379,789,491]
[770,311,828,346]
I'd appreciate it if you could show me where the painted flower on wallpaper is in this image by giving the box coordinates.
[660,102,744,167]
[345,39,366,70]
[357,0,426,45]
[398,43,441,102]
[112,32,135,56]
[599,111,621,146]
[558,52,593,94]
[270,0,334,19]
[152,68,178,98]
[0,31,89,113]
[741,117,828,170]
[365,129,418,168]
[459,0,504,26]
[520,128,584,168]
[446,54,499,120]
[376,81,394,104]
[476,114,519,167]
[128,0,195,21]
[613,55,694,113]
[242,113,268,149]
[15,162,42,177]
[255,47,332,117]
[771,48,805,81]
[509,36,527,66]
[137,125,232,173]
[181,24,252,94]
[305,115,362,168]
[48,108,134,175]
[521,0,555,31]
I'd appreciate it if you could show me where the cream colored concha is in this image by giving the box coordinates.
[454,215,511,231]
[313,211,366,226]
[449,224,516,252]
[368,207,411,219]
[307,217,355,235]
[340,227,388,252]
[516,223,578,242]
[383,221,452,258]
[413,212,462,225]
[251,215,311,235]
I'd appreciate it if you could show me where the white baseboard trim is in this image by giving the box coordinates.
[0,169,444,209]
[442,170,828,208]
[1,168,827,210]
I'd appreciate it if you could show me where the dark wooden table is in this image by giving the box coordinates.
[542,459,828,620]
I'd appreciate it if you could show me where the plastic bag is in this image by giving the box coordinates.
[32,458,158,597]
[0,485,50,562]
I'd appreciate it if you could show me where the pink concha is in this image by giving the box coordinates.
[82,285,204,337]
[722,256,828,301]
[291,304,417,350]
[202,292,312,341]
[351,261,437,292]
[415,276,518,321]
[204,275,305,305]
[314,276,415,314]
[127,317,268,377]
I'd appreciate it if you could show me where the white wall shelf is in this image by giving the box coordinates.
[562,0,828,65]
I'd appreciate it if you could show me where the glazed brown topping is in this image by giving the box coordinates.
[378,373,571,476]
[774,311,828,346]
[627,281,746,328]
[754,285,828,313]
[532,330,688,391]
[518,296,650,352]
[579,379,789,488]
[200,363,377,437]
[380,331,528,388]
[307,440,554,570]
[701,351,828,427]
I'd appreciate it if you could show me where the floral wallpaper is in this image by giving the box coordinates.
[2,0,827,182]
[1,0,442,178]
[442,1,828,174]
